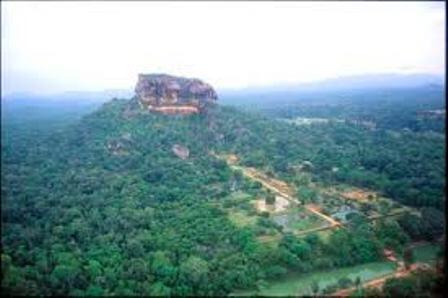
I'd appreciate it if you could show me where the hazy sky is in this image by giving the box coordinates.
[2,1,445,95]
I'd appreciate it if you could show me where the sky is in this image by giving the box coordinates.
[1,1,445,96]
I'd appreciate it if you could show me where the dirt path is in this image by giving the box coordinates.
[293,223,341,236]
[237,165,343,228]
[367,209,410,221]
[235,165,295,200]
[226,155,413,236]
[213,153,345,232]
[305,204,342,227]
[238,165,345,232]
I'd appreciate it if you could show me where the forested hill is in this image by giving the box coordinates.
[2,98,445,295]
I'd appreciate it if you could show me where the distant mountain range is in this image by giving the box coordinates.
[2,89,134,104]
[2,73,444,104]
[298,73,442,90]
[219,73,443,95]
[218,73,444,105]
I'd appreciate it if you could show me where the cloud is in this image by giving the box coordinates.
[1,1,445,95]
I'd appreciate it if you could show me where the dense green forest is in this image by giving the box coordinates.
[1,94,445,295]
[221,86,445,133]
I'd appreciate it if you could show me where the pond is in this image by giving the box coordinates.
[231,261,396,296]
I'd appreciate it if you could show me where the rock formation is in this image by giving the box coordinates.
[135,74,218,114]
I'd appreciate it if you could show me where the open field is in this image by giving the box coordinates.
[221,191,254,209]
[311,229,333,242]
[231,261,397,296]
[253,195,290,213]
[257,234,282,247]
[412,243,441,265]
[341,189,377,202]
[225,190,252,201]
[367,207,413,222]
[228,210,257,227]
[272,206,329,233]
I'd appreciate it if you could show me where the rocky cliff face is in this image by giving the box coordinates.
[135,74,218,114]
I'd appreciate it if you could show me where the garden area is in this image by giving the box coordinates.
[271,207,330,233]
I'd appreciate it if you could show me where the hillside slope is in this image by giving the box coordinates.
[1,99,444,295]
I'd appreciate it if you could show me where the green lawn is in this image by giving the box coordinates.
[231,261,396,296]
[290,212,327,231]
[412,243,441,265]
[228,191,253,202]
[303,229,333,243]
[272,207,328,233]
[228,210,257,227]
[221,191,254,209]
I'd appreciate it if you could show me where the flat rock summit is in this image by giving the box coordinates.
[135,74,218,115]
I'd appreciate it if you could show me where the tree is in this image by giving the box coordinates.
[150,251,176,283]
[397,212,423,240]
[265,193,276,205]
[298,186,318,203]
[359,287,383,297]
[179,256,210,291]
[150,282,172,296]
[338,277,353,289]
[264,265,287,279]
[403,248,414,270]
[420,207,444,241]
[50,264,80,290]
[375,220,409,254]
[85,260,103,282]
[255,279,268,294]
[382,276,416,297]
[355,276,361,290]
[85,285,105,296]
[310,280,319,296]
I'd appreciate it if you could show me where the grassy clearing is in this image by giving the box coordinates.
[272,207,329,233]
[341,188,377,202]
[412,243,441,265]
[221,191,254,210]
[253,196,290,213]
[227,191,252,202]
[257,234,282,247]
[231,261,397,296]
[290,212,327,231]
[228,211,257,227]
[310,229,334,243]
